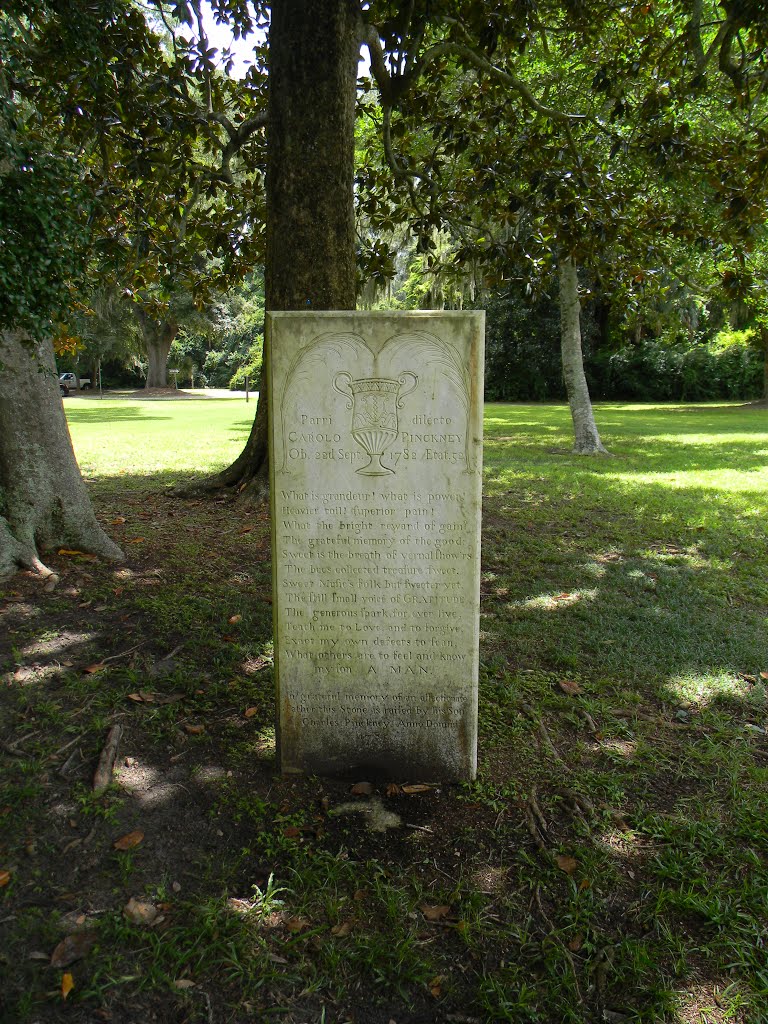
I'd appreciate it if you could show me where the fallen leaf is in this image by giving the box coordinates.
[83,663,105,675]
[331,921,353,937]
[428,974,445,998]
[184,724,205,735]
[50,930,97,967]
[350,781,373,796]
[228,614,243,625]
[61,972,75,1000]
[244,707,258,718]
[111,517,126,525]
[124,898,159,925]
[401,784,433,794]
[238,526,252,535]
[353,889,367,901]
[58,549,96,559]
[127,692,144,702]
[555,854,578,875]
[126,538,145,544]
[173,979,196,990]
[420,904,452,922]
[284,916,311,933]
[222,634,237,643]
[0,870,11,887]
[558,679,583,696]
[568,933,584,952]
[113,830,144,851]
[282,826,301,838]
[138,690,155,702]
[385,783,402,797]
[578,878,591,891]
[761,671,768,680]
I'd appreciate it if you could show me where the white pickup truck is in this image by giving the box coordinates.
[59,372,92,391]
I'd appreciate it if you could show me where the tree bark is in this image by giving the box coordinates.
[0,330,123,580]
[559,258,610,455]
[195,0,360,499]
[134,306,178,389]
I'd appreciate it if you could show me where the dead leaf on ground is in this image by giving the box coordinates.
[282,826,301,839]
[228,614,243,625]
[761,671,768,680]
[50,930,97,967]
[123,898,159,925]
[239,526,252,535]
[558,679,583,696]
[61,972,75,1000]
[420,904,452,922]
[244,707,258,718]
[350,781,373,796]
[173,979,196,990]
[111,517,126,525]
[184,723,205,735]
[555,854,579,875]
[330,921,353,937]
[83,663,105,675]
[222,634,237,643]
[568,933,584,952]
[0,870,11,887]
[401,783,434,794]
[385,783,402,797]
[113,830,144,851]
[428,974,445,998]
[58,549,97,559]
[284,916,311,933]
[126,538,145,544]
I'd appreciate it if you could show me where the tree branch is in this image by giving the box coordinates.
[416,42,586,123]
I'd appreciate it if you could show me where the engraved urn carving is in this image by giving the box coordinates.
[333,372,418,475]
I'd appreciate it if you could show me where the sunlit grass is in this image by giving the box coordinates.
[64,395,255,482]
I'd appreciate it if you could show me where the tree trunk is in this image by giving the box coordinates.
[196,0,360,499]
[559,258,609,455]
[0,330,123,580]
[134,306,177,389]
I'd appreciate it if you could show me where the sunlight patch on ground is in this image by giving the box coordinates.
[472,865,509,894]
[664,671,751,708]
[20,630,96,660]
[599,738,637,761]
[600,467,768,492]
[508,588,598,612]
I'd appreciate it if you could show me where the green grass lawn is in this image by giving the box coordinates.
[1,397,766,1024]
[65,394,256,485]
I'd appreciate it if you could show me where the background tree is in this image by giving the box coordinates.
[0,0,157,576]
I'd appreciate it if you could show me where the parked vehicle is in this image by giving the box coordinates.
[59,372,92,390]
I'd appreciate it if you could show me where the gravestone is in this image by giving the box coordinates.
[267,311,484,781]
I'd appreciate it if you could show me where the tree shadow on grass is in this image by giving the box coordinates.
[65,406,171,424]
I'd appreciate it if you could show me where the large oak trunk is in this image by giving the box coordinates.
[135,307,178,389]
[199,0,360,499]
[0,330,123,580]
[559,258,609,456]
